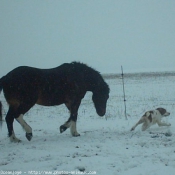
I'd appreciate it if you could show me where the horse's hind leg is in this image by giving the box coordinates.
[16,114,32,141]
[15,104,33,141]
[6,107,21,142]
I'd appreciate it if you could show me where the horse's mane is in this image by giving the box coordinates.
[70,62,110,94]
[71,61,100,75]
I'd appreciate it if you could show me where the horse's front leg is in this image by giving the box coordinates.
[70,113,80,137]
[60,117,71,133]
[60,100,81,137]
[60,113,80,137]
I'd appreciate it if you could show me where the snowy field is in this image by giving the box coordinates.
[0,72,175,175]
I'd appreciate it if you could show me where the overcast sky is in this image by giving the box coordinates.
[0,0,175,75]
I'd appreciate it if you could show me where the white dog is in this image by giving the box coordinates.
[131,108,171,131]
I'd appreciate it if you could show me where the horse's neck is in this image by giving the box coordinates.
[85,74,100,93]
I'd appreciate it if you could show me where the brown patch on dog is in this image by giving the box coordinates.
[148,114,152,122]
[149,111,154,114]
[156,108,166,115]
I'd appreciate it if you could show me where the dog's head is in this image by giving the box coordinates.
[156,108,170,117]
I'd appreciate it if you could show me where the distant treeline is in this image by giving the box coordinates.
[103,71,175,80]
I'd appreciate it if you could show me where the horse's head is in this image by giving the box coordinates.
[92,88,109,116]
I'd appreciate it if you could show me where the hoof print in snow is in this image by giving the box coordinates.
[151,135,159,138]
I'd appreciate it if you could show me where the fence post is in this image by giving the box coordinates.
[121,66,127,120]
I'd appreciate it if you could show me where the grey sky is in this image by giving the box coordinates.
[0,0,175,75]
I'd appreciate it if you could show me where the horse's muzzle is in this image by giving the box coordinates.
[97,109,106,116]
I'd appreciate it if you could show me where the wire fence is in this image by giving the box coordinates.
[0,71,175,120]
[105,71,175,119]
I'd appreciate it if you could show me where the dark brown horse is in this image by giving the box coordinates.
[0,62,110,142]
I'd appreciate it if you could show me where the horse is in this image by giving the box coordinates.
[0,62,110,142]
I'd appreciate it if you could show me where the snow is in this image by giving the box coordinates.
[0,72,175,175]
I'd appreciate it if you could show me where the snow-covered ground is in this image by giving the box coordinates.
[0,72,175,175]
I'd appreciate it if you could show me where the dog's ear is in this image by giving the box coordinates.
[156,108,166,115]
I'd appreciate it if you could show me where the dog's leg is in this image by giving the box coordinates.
[157,120,171,127]
[141,122,150,131]
[131,117,145,131]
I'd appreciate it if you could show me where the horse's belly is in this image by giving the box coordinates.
[36,95,64,106]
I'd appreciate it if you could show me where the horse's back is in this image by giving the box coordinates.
[1,64,82,107]
[3,66,42,88]
[1,67,41,105]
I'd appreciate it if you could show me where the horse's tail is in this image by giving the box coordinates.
[0,78,3,125]
[0,101,2,124]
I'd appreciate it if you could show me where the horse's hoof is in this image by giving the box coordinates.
[60,125,67,133]
[9,134,21,143]
[26,133,33,141]
[10,137,21,143]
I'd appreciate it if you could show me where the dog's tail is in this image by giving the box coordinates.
[0,77,4,126]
